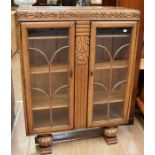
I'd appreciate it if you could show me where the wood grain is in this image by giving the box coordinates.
[16,6,140,21]
[74,21,90,128]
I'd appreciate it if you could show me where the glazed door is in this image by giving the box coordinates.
[21,22,75,134]
[88,21,137,127]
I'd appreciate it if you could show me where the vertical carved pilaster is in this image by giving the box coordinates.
[75,21,90,128]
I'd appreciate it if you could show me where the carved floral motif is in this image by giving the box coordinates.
[17,10,139,21]
[75,36,89,65]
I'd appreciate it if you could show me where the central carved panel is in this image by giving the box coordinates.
[75,36,89,64]
[75,21,90,65]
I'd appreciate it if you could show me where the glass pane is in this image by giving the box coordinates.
[93,104,108,122]
[52,108,69,126]
[110,102,123,119]
[33,110,51,128]
[28,28,70,129]
[92,27,132,124]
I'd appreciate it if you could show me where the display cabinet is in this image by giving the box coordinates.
[16,6,140,154]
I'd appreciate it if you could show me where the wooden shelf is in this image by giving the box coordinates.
[32,93,68,110]
[29,36,68,40]
[30,64,68,74]
[96,34,130,38]
[94,89,124,105]
[95,60,128,70]
[32,96,49,110]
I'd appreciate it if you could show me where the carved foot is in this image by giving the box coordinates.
[102,126,118,145]
[35,134,53,154]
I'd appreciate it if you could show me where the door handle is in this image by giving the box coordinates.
[70,69,73,78]
[90,71,94,76]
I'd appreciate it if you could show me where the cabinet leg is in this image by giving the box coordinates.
[35,134,53,154]
[102,126,118,145]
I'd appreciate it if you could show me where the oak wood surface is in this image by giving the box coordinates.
[74,21,90,128]
[17,7,140,147]
[16,6,140,21]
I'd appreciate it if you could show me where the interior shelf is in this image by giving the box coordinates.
[28,36,68,40]
[32,93,68,110]
[95,60,128,70]
[30,64,68,74]
[94,89,124,105]
[96,34,130,38]
[32,96,50,110]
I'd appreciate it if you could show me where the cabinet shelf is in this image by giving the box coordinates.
[94,89,124,105]
[96,34,130,38]
[29,36,68,40]
[30,64,68,74]
[32,93,68,111]
[95,60,128,70]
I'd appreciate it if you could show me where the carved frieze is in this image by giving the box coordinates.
[16,7,140,21]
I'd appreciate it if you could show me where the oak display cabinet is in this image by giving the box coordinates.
[16,6,140,154]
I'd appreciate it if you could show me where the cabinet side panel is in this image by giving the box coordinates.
[21,23,33,134]
[18,22,29,135]
[127,22,141,124]
[75,21,90,128]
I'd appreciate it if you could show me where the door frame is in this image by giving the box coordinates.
[21,21,75,134]
[87,21,138,127]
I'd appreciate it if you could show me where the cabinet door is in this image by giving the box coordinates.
[88,21,138,127]
[21,22,75,134]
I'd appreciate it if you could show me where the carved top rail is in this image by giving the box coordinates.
[16,6,140,21]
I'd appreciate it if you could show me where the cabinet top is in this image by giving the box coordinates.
[16,6,140,21]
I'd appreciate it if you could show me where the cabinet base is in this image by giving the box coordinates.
[35,127,119,154]
[40,146,52,155]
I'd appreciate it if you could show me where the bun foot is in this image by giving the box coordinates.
[102,126,118,145]
[35,134,53,154]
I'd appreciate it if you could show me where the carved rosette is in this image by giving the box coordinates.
[103,126,118,138]
[75,36,89,65]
